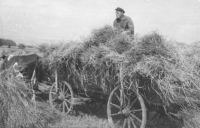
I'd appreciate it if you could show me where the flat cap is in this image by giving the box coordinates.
[115,7,125,13]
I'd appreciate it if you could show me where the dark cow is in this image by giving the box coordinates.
[0,53,46,100]
[1,54,41,79]
[2,54,37,77]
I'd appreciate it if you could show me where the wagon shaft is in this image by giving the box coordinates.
[38,83,51,93]
[72,97,91,105]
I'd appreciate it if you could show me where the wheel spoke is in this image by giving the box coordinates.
[124,94,130,105]
[65,95,71,99]
[64,100,69,110]
[63,83,66,92]
[129,98,137,109]
[54,102,59,108]
[133,109,142,112]
[114,92,120,102]
[61,86,65,93]
[127,98,131,108]
[111,112,122,116]
[51,91,56,95]
[51,89,56,93]
[59,85,63,93]
[131,113,142,123]
[151,112,159,121]
[65,97,72,102]
[122,118,127,128]
[110,103,120,109]
[62,102,65,113]
[116,119,122,126]
[123,96,129,108]
[128,117,131,128]
[64,88,69,96]
[130,117,137,128]
[65,99,71,104]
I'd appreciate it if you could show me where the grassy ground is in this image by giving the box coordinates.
[46,102,181,128]
[49,114,110,128]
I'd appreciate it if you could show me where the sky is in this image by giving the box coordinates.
[0,0,200,45]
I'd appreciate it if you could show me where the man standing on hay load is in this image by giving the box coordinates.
[113,7,134,35]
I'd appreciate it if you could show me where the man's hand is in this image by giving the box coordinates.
[113,28,123,34]
[121,30,129,35]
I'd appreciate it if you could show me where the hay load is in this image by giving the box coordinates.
[125,32,200,104]
[0,69,58,128]
[38,25,200,106]
[38,25,200,126]
[39,26,199,104]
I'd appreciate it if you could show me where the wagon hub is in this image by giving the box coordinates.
[122,107,131,116]
[58,92,65,100]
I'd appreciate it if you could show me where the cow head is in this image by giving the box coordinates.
[13,62,24,79]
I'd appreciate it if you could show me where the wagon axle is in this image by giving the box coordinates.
[57,92,66,100]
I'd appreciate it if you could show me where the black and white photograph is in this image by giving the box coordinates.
[0,0,200,128]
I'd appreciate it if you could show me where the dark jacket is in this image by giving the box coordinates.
[113,15,134,35]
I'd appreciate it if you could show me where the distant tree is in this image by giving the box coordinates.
[7,39,16,47]
[0,38,16,47]
[18,43,26,49]
[0,39,3,46]
[26,45,34,48]
[193,41,200,45]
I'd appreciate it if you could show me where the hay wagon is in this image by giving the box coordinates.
[42,59,179,128]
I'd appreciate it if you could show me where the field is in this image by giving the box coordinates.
[0,45,44,58]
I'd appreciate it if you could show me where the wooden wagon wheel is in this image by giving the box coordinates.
[49,81,74,114]
[107,85,147,128]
